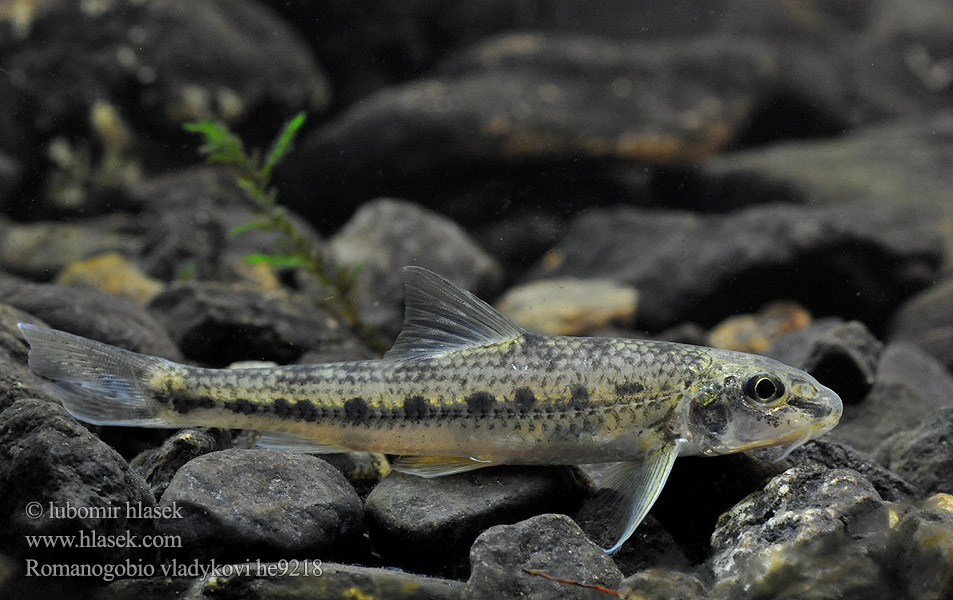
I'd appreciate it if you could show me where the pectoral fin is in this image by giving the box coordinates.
[593,441,682,554]
[256,430,349,454]
[392,454,499,478]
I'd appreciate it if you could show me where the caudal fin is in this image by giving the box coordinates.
[18,323,173,427]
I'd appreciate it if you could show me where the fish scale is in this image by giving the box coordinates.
[18,266,842,554]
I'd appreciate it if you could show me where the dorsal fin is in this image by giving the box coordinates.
[383,267,524,363]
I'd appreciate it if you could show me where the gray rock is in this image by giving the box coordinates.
[129,429,231,500]
[365,466,591,576]
[617,568,709,600]
[0,307,64,413]
[157,449,363,561]
[0,399,155,563]
[694,118,953,213]
[0,216,144,280]
[180,560,466,600]
[764,320,883,405]
[889,277,953,375]
[536,201,941,331]
[709,463,892,600]
[875,407,953,498]
[147,281,356,366]
[0,280,183,360]
[833,343,953,453]
[467,513,623,600]
[327,198,502,338]
[886,505,953,600]
[785,438,920,503]
[128,167,325,283]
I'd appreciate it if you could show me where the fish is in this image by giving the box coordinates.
[17,266,843,553]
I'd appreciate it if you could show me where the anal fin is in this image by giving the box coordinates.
[392,455,499,478]
[589,441,682,554]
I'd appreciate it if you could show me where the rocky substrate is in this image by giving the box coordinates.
[2,1,953,599]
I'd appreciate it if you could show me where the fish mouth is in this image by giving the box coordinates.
[718,404,843,458]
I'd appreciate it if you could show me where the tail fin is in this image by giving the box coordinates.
[18,323,173,427]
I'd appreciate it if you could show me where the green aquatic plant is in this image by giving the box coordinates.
[184,113,381,349]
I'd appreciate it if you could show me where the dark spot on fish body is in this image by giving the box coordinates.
[166,392,216,415]
[692,397,728,435]
[403,395,428,422]
[224,398,258,415]
[466,391,495,418]
[615,382,644,398]
[571,386,590,409]
[273,397,292,417]
[294,399,320,422]
[514,387,536,412]
[344,397,371,425]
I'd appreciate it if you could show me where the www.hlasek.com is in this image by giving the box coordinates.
[24,500,184,550]
[26,557,324,582]
[22,500,323,581]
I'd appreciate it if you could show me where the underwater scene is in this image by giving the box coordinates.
[0,1,952,599]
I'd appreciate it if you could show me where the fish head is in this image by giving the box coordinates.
[682,350,842,457]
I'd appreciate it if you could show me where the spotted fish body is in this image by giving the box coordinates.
[139,335,705,465]
[18,267,843,553]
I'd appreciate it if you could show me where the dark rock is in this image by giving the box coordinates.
[763,319,883,405]
[784,438,920,503]
[467,513,623,600]
[875,407,953,498]
[319,452,391,499]
[644,453,788,564]
[538,201,941,332]
[759,317,843,366]
[183,560,466,600]
[0,216,144,280]
[94,576,194,600]
[617,568,709,600]
[283,34,795,224]
[885,504,953,600]
[473,208,566,278]
[0,399,155,563]
[147,281,355,365]
[129,429,231,500]
[0,0,329,168]
[889,276,953,374]
[572,508,687,576]
[709,463,892,600]
[364,466,592,576]
[264,0,548,110]
[326,198,502,338]
[833,343,953,453]
[139,208,228,283]
[156,449,363,561]
[0,153,21,211]
[0,280,183,360]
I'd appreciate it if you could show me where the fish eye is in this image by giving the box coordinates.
[743,374,784,404]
